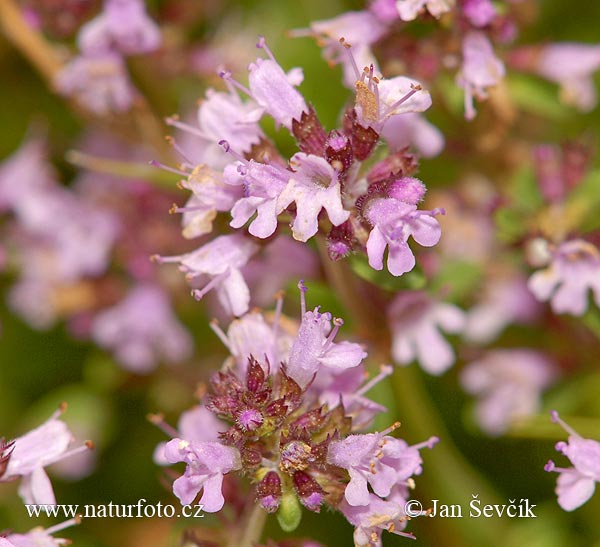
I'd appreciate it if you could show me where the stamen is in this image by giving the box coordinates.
[148,160,189,178]
[169,203,206,215]
[59,442,93,463]
[191,271,231,301]
[356,364,394,397]
[219,69,252,97]
[412,436,440,450]
[164,116,209,140]
[165,135,194,168]
[256,35,276,62]
[272,290,285,341]
[386,84,422,115]
[150,253,185,264]
[322,317,344,351]
[45,517,81,535]
[218,140,247,162]
[550,410,580,438]
[339,37,361,81]
[380,421,402,436]
[147,413,179,438]
[298,280,308,316]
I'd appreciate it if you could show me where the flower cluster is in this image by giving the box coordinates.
[155,284,438,545]
[55,0,161,113]
[156,35,444,319]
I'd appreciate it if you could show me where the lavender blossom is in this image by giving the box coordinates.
[327,427,438,506]
[545,411,600,511]
[396,0,455,21]
[461,350,556,435]
[78,0,161,56]
[456,31,505,120]
[91,284,193,373]
[55,53,135,115]
[286,282,366,388]
[388,291,465,375]
[164,439,242,511]
[1,406,90,505]
[527,239,600,316]
[154,234,258,317]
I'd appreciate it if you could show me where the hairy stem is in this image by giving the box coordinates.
[228,503,267,547]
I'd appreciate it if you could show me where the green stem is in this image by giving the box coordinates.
[228,503,267,547]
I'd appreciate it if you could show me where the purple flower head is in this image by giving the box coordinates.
[535,43,600,111]
[461,350,556,435]
[55,53,135,115]
[362,193,443,277]
[176,164,242,239]
[545,411,600,511]
[78,0,161,56]
[388,291,465,375]
[460,0,497,27]
[340,494,416,546]
[527,239,600,316]
[164,439,241,511]
[396,0,454,21]
[243,36,308,130]
[278,153,350,242]
[91,284,193,373]
[457,31,505,120]
[154,234,258,317]
[286,281,366,388]
[328,423,438,506]
[2,406,90,505]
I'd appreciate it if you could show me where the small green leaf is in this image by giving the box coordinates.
[276,492,302,532]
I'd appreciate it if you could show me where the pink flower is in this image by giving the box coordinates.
[389,291,465,375]
[55,53,135,115]
[545,411,600,511]
[164,439,241,511]
[461,350,556,435]
[153,406,227,466]
[176,165,242,239]
[78,0,161,56]
[340,493,415,546]
[154,234,258,317]
[306,11,386,88]
[287,282,366,388]
[396,0,454,21]
[363,186,443,277]
[456,31,505,120]
[328,427,438,506]
[1,406,90,505]
[91,284,193,373]
[246,36,308,130]
[527,239,600,316]
[380,112,445,158]
[536,43,600,111]
[279,153,350,242]
[5,519,78,547]
[461,0,496,27]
